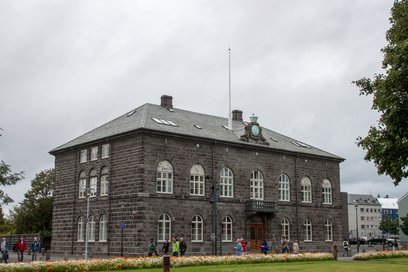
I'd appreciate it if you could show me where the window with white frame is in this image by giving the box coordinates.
[99,215,108,242]
[281,218,290,240]
[322,179,332,204]
[156,161,173,194]
[91,146,98,161]
[100,167,109,196]
[101,144,110,158]
[158,213,171,242]
[191,215,203,242]
[190,164,205,196]
[89,169,97,197]
[304,218,312,241]
[222,216,233,242]
[88,216,95,241]
[325,219,333,241]
[279,174,290,201]
[79,171,86,198]
[80,149,87,163]
[250,170,264,200]
[77,216,84,241]
[220,167,233,198]
[301,177,312,203]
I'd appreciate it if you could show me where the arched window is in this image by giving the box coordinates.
[322,179,332,204]
[281,218,290,240]
[99,215,108,242]
[100,167,109,196]
[191,215,203,242]
[220,168,234,198]
[89,169,97,197]
[190,164,205,196]
[79,171,86,198]
[279,174,290,201]
[325,219,333,241]
[250,170,264,200]
[301,177,312,203]
[77,216,84,242]
[157,161,173,194]
[222,216,233,242]
[158,213,171,242]
[304,218,312,241]
[88,216,95,241]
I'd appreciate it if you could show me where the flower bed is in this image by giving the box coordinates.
[0,252,333,272]
[353,250,408,261]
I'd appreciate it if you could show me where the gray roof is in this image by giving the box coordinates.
[348,194,381,206]
[50,103,344,160]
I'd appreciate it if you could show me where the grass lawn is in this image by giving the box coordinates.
[111,257,408,272]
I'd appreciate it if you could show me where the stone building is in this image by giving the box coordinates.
[50,95,347,257]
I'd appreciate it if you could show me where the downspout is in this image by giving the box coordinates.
[295,154,299,241]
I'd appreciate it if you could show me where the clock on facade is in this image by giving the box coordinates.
[251,124,260,137]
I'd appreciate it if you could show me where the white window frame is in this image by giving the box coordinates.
[304,218,312,241]
[80,149,87,163]
[325,219,333,241]
[190,164,205,196]
[100,167,109,196]
[77,217,84,242]
[250,170,264,200]
[322,179,332,204]
[79,172,86,198]
[101,144,110,158]
[301,177,312,203]
[156,161,173,194]
[158,213,171,242]
[89,169,97,197]
[220,167,233,198]
[191,215,203,242]
[91,146,98,161]
[281,218,290,240]
[222,216,233,242]
[99,215,108,242]
[88,216,95,242]
[279,174,290,201]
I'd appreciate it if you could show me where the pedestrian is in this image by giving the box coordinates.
[1,237,9,263]
[179,237,187,257]
[281,236,289,253]
[148,238,158,256]
[240,238,247,254]
[342,239,349,257]
[234,238,242,256]
[260,240,268,255]
[292,240,299,254]
[30,237,41,261]
[171,237,180,257]
[16,236,27,262]
[162,240,170,255]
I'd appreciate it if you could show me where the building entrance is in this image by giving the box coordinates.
[249,224,264,251]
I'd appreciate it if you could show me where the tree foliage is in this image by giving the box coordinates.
[353,0,408,185]
[401,214,408,235]
[11,169,54,235]
[379,215,399,235]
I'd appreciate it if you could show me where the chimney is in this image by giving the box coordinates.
[160,95,173,110]
[232,110,243,121]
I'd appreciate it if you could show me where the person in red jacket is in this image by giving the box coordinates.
[16,237,27,262]
[240,238,248,254]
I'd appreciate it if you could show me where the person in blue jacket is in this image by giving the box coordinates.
[30,237,41,261]
[260,240,269,254]
[1,237,9,263]
[234,238,242,256]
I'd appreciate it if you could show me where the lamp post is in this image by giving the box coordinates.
[84,187,91,260]
[206,175,218,256]
[119,202,125,257]
[354,203,360,253]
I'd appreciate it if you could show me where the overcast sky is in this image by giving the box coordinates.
[1,0,407,214]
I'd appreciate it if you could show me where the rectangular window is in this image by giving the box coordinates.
[91,147,98,161]
[80,149,87,163]
[90,177,97,197]
[100,175,109,196]
[190,175,204,196]
[79,179,86,198]
[101,144,110,158]
[360,208,364,212]
[360,216,364,221]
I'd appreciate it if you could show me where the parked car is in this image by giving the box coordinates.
[387,235,400,247]
[367,236,386,245]
[349,237,367,245]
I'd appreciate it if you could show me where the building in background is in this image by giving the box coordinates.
[50,95,348,257]
[377,198,399,220]
[348,194,382,239]
[398,193,408,243]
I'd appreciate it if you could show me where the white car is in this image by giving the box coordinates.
[386,235,400,246]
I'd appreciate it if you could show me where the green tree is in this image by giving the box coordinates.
[401,214,408,235]
[11,169,54,235]
[353,0,408,185]
[379,215,399,235]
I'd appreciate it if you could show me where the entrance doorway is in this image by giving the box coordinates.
[250,224,265,251]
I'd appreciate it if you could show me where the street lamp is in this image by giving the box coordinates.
[84,187,92,260]
[119,202,125,257]
[206,175,218,256]
[354,203,360,253]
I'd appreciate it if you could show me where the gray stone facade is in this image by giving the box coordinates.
[50,96,347,257]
